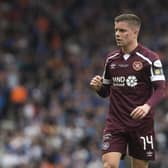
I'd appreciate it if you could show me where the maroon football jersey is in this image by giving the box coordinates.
[100,44,166,130]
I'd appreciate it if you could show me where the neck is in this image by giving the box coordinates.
[122,41,138,54]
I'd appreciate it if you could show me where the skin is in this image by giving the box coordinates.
[115,21,138,53]
[90,20,151,168]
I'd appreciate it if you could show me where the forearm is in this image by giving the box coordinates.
[146,81,166,107]
[97,84,110,97]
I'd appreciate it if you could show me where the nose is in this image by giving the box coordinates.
[115,30,120,37]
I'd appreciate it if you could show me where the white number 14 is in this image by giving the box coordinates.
[140,135,154,150]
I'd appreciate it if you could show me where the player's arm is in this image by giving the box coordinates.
[131,59,166,119]
[90,59,112,98]
[146,80,166,107]
[146,59,166,106]
[90,75,110,97]
[131,80,166,119]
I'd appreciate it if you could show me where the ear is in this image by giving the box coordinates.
[133,27,139,37]
[135,27,140,34]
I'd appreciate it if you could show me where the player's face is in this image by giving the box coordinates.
[114,21,137,48]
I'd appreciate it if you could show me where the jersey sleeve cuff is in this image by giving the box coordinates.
[103,78,112,85]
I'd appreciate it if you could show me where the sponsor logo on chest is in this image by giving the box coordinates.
[112,75,138,87]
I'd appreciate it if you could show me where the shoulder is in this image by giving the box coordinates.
[105,49,120,64]
[135,44,160,64]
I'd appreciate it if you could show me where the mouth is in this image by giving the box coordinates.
[116,38,122,42]
[116,39,122,44]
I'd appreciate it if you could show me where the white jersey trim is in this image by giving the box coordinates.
[151,75,165,81]
[103,78,112,84]
[136,52,165,81]
[136,52,152,64]
[103,52,119,84]
[106,52,120,63]
[136,52,154,77]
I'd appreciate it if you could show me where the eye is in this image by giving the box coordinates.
[115,28,127,33]
[120,29,127,32]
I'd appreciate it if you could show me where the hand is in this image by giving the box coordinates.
[130,104,151,120]
[90,75,103,92]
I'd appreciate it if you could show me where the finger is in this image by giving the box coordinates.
[90,81,101,91]
[139,112,147,119]
[90,80,96,85]
[135,111,145,119]
[90,77,102,86]
[90,80,100,87]
[131,108,143,119]
[130,107,139,117]
[90,82,99,89]
[95,75,102,80]
[94,77,102,83]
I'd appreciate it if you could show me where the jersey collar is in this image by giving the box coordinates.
[120,44,141,60]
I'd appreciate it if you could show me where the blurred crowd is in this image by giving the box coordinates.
[0,0,167,168]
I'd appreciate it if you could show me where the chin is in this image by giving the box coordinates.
[117,43,123,47]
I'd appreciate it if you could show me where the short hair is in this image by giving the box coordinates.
[114,13,141,28]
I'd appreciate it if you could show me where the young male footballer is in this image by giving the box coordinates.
[90,13,166,168]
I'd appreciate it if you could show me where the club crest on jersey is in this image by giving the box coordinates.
[132,61,143,71]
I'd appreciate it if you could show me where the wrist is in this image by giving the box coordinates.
[144,103,151,112]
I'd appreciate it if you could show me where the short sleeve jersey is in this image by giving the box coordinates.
[103,44,165,130]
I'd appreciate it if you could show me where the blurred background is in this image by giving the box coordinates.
[0,0,167,168]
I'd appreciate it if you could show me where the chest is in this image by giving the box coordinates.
[107,56,150,87]
[108,56,149,76]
